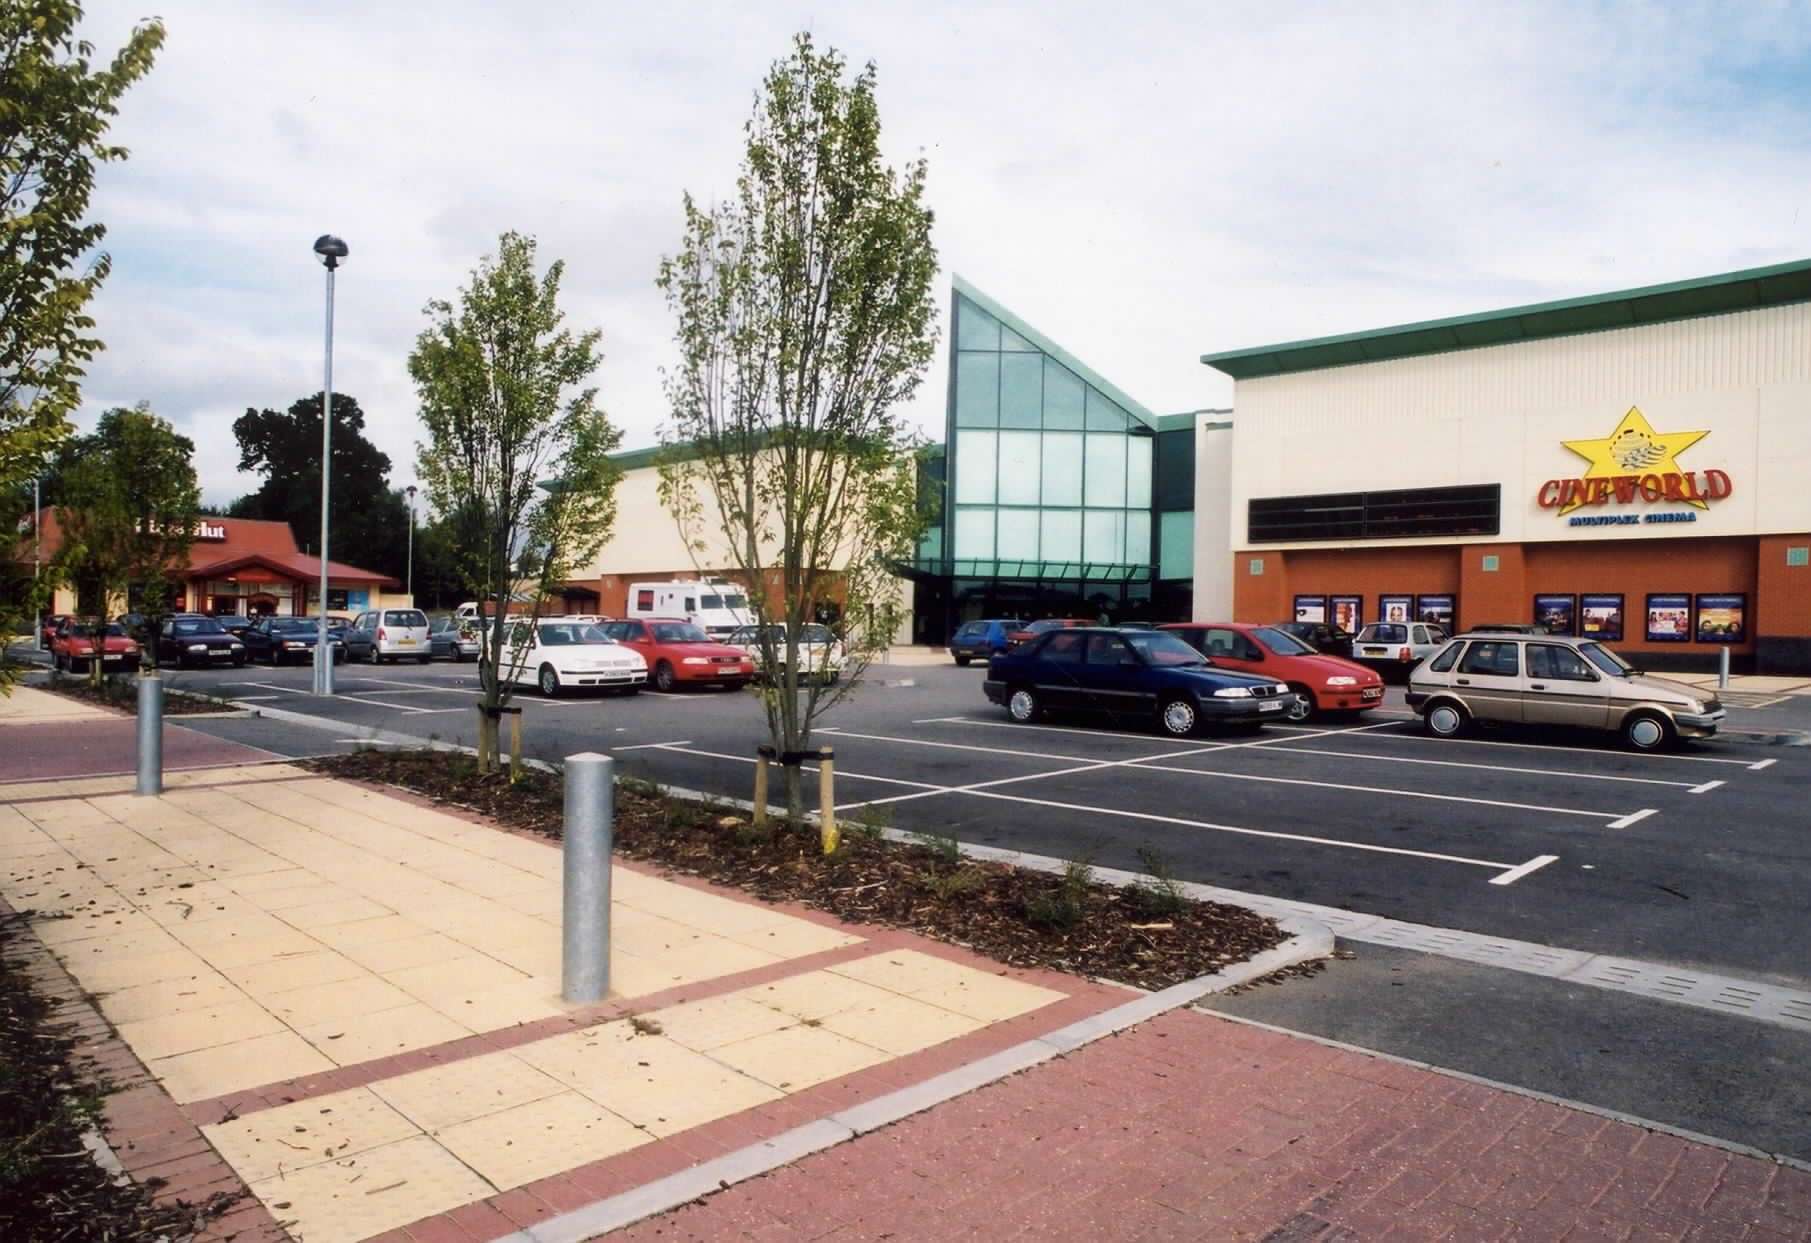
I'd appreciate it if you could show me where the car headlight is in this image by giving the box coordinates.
[681,657,711,665]
[1325,676,1358,686]
[284,641,307,649]
[1213,686,1253,698]
[187,642,206,650]
[231,642,244,650]
[1273,683,1291,694]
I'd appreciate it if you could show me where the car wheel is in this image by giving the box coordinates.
[654,661,676,693]
[1284,687,1314,723]
[539,664,561,697]
[1424,701,1468,738]
[1622,712,1673,752]
[1159,697,1198,737]
[954,655,971,667]
[1007,686,1040,723]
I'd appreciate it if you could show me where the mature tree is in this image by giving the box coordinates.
[411,231,622,771]
[228,393,410,579]
[657,33,937,833]
[0,1,162,687]
[52,405,199,683]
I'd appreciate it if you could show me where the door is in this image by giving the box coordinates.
[607,621,653,665]
[1197,627,1264,676]
[1076,632,1150,719]
[1452,640,1525,723]
[1028,629,1088,709]
[1522,643,1611,728]
[500,621,537,685]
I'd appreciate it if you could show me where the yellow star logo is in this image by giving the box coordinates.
[1558,407,1709,515]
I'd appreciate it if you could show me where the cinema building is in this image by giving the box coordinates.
[1202,258,1811,674]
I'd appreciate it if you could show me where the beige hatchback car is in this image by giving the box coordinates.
[1407,632,1725,751]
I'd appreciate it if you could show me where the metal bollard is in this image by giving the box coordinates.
[1718,644,1730,690]
[561,752,614,1004]
[136,673,163,797]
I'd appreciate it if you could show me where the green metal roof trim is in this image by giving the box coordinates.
[1200,257,1811,380]
[1154,408,1230,433]
[601,436,945,476]
[952,274,1160,430]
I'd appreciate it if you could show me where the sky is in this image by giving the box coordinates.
[71,0,1811,507]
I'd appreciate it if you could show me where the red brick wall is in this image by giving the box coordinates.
[1522,537,1758,657]
[1756,534,1811,642]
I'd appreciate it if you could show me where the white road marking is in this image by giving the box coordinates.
[1488,854,1561,886]
[613,740,694,751]
[1749,759,1776,771]
[339,696,439,714]
[236,682,309,695]
[817,726,1178,765]
[1606,808,1659,829]
[908,715,1231,747]
[1254,744,1701,789]
[1351,723,1757,766]
[230,695,283,702]
[1689,779,1726,795]
[651,745,944,791]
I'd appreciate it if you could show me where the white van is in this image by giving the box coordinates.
[624,579,752,637]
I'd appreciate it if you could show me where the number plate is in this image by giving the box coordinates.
[397,638,415,645]
[1259,700,1283,713]
[1364,647,1386,655]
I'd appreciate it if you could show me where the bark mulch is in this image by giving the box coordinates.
[42,674,238,716]
[0,915,240,1241]
[305,749,1290,992]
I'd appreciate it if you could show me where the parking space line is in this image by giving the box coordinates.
[1351,723,1757,766]
[909,716,1231,748]
[613,740,694,751]
[1488,854,1560,886]
[651,745,945,792]
[1749,759,1776,772]
[817,727,1184,764]
[339,696,442,714]
[1252,744,1702,789]
[1606,808,1659,829]
[1689,779,1726,795]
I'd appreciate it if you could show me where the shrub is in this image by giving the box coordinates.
[1129,846,1188,918]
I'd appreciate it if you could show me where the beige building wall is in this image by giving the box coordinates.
[1190,418,1235,621]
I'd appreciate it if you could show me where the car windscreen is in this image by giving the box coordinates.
[1252,626,1316,656]
[171,619,225,635]
[1123,632,1206,667]
[652,623,710,643]
[1577,641,1633,676]
[70,623,126,637]
[269,619,316,633]
[385,610,427,627]
[537,623,612,646]
[1360,624,1407,644]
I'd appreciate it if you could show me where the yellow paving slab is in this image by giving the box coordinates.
[224,950,367,997]
[268,895,396,929]
[816,990,985,1056]
[737,970,905,1023]
[95,970,248,1025]
[67,948,211,992]
[383,954,531,1003]
[433,1091,651,1190]
[266,973,417,1027]
[298,1003,474,1066]
[311,914,434,950]
[646,995,801,1051]
[115,999,288,1061]
[420,978,565,1031]
[203,1086,420,1184]
[339,931,471,974]
[710,1023,894,1091]
[249,1134,494,1243]
[368,1052,567,1133]
[151,1029,336,1103]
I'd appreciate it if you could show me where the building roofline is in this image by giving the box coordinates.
[952,274,1160,430]
[1199,256,1811,381]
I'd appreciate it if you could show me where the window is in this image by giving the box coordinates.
[683,597,696,612]
[953,508,995,559]
[1040,510,1081,562]
[1579,642,1633,677]
[955,430,997,504]
[1126,437,1152,508]
[1159,511,1194,581]
[1458,641,1520,676]
[326,588,349,610]
[1361,624,1407,644]
[653,622,710,642]
[956,298,1000,350]
[1124,511,1151,566]
[700,594,722,608]
[996,509,1039,560]
[1248,484,1501,543]
[1083,435,1126,507]
[999,354,1042,427]
[1043,360,1085,428]
[1085,387,1128,431]
[1041,631,1085,664]
[1412,626,1431,645]
[1429,642,1465,672]
[1124,632,1204,667]
[1083,510,1123,563]
[1041,433,1082,505]
[1199,627,1243,658]
[1527,644,1597,682]
[636,590,654,610]
[384,610,426,626]
[1252,626,1315,656]
[996,431,1041,505]
[955,354,999,426]
[1085,633,1133,666]
[1000,324,1037,352]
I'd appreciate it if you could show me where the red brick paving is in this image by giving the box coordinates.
[0,717,280,782]
[609,1008,1811,1243]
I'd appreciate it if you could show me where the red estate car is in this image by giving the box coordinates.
[40,614,70,648]
[1006,617,1094,649]
[1159,622,1383,721]
[51,618,141,675]
[600,618,755,693]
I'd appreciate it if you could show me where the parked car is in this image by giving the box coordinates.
[1005,617,1094,650]
[599,618,755,692]
[1350,620,1447,681]
[497,617,647,696]
[215,616,259,641]
[948,619,1018,666]
[1467,623,1544,634]
[1407,631,1725,751]
[51,619,140,674]
[1160,622,1383,721]
[984,627,1301,737]
[156,615,246,668]
[1275,620,1355,660]
[724,623,845,684]
[241,616,344,665]
[40,613,70,648]
[346,608,432,664]
[428,616,481,662]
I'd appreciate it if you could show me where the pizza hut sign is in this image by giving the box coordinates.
[140,519,228,541]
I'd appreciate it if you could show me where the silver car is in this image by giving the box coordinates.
[1407,632,1725,751]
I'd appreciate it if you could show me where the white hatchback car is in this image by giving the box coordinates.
[1350,621,1447,681]
[499,618,647,697]
[349,608,432,664]
[724,623,846,684]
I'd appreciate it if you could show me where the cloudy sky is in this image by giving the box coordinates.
[74,0,1811,506]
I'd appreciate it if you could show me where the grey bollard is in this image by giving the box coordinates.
[1718,644,1731,690]
[136,673,163,797]
[562,752,614,1004]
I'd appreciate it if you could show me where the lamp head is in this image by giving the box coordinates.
[313,234,349,269]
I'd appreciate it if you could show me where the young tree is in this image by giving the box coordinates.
[0,1,162,686]
[411,231,622,771]
[52,405,199,684]
[657,33,937,830]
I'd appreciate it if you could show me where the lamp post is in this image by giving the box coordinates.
[405,485,417,603]
[32,477,41,652]
[311,233,348,696]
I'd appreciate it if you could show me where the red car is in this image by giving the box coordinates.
[1006,617,1094,649]
[51,618,141,675]
[1159,622,1383,720]
[600,617,755,692]
[40,613,70,648]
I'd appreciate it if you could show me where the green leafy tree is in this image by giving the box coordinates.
[0,1,162,688]
[657,33,937,832]
[410,231,622,771]
[51,405,199,684]
[228,393,410,580]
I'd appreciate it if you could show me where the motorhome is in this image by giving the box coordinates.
[624,579,752,637]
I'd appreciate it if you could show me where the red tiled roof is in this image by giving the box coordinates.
[14,510,398,586]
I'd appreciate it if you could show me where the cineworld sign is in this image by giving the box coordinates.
[1537,470,1733,511]
[1539,406,1732,527]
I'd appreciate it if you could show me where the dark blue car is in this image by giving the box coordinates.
[241,616,345,665]
[983,627,1303,737]
[949,618,1017,666]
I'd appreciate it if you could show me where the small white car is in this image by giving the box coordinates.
[349,608,433,664]
[1351,621,1447,681]
[499,618,647,697]
[725,623,846,684]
